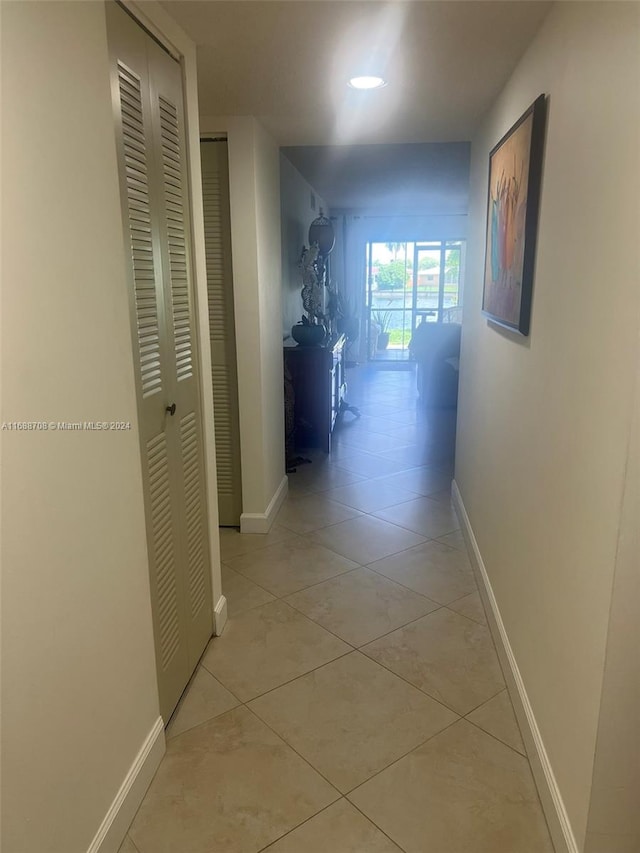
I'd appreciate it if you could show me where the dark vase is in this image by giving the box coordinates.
[377,332,390,350]
[291,323,327,347]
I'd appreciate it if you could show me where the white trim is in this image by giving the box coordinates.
[452,480,578,853]
[240,475,288,534]
[213,594,228,636]
[86,717,165,853]
[118,1,179,59]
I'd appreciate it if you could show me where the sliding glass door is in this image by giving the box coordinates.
[365,240,465,361]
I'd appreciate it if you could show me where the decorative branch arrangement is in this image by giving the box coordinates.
[298,243,324,325]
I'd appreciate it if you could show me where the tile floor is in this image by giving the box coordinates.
[120,363,554,853]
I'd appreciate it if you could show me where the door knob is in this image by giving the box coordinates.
[165,403,177,416]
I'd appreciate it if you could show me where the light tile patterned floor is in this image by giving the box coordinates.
[120,363,554,853]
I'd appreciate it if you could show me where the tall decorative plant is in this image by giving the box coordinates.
[372,310,393,351]
[298,243,324,325]
[291,243,327,346]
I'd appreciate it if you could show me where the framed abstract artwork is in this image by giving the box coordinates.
[482,94,547,335]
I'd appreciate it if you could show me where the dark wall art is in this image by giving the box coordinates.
[482,94,547,335]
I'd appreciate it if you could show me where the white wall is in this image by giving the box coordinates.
[584,346,639,853]
[200,116,286,527]
[254,122,287,517]
[455,3,640,849]
[280,153,329,335]
[1,3,161,851]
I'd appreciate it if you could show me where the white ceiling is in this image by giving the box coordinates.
[282,141,470,212]
[162,0,552,146]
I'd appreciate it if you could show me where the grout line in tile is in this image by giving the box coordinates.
[181,649,358,745]
[355,595,507,718]
[165,643,248,740]
[243,704,345,798]
[365,555,481,605]
[230,564,364,602]
[337,436,418,454]
[175,638,245,715]
[345,799,410,853]
[160,701,238,744]
[443,601,487,627]
[279,565,364,599]
[317,488,430,515]
[344,798,410,852]
[354,644,466,719]
[211,645,358,705]
[123,834,141,853]
[254,799,344,853]
[240,640,460,760]
[463,713,528,761]
[221,564,289,601]
[327,453,431,477]
[458,684,508,718]
[304,479,373,495]
[343,713,462,797]
[337,422,409,440]
[304,533,432,567]
[351,602,444,649]
[171,701,346,830]
[165,700,239,743]
[282,579,441,649]
[446,588,482,607]
[368,512,461,539]
[275,510,365,536]
[218,529,303,562]
[362,460,453,482]
[458,713,551,827]
[224,531,474,623]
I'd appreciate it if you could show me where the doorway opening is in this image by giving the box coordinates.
[365,240,465,362]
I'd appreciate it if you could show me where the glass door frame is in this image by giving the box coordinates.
[365,241,413,362]
[412,242,447,327]
[365,239,465,362]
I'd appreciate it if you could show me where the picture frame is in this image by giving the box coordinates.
[482,94,547,336]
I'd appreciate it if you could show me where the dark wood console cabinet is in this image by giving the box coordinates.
[284,334,347,452]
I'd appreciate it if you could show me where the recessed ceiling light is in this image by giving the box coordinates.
[348,75,387,90]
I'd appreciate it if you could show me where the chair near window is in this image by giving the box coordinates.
[409,321,461,408]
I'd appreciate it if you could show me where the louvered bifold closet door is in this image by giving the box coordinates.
[106,2,212,722]
[200,140,242,526]
[147,39,213,674]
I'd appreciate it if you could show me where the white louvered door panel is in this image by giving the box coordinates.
[146,434,181,671]
[148,39,213,673]
[179,413,208,621]
[201,140,242,525]
[107,3,212,721]
[118,65,164,401]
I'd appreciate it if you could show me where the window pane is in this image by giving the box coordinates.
[365,238,465,359]
[442,242,463,323]
[415,248,440,318]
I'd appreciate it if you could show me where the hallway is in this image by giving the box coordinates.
[119,364,554,853]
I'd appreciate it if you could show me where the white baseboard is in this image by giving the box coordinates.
[452,480,578,853]
[240,475,288,534]
[86,716,165,853]
[213,594,228,636]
